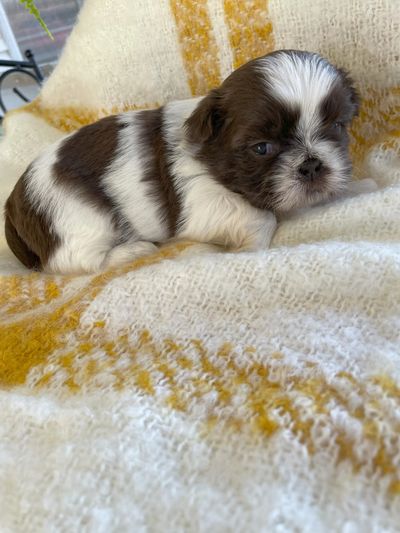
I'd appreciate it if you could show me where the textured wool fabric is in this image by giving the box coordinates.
[0,0,400,531]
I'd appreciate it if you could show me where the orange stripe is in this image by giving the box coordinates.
[223,0,275,69]
[349,86,400,174]
[6,97,159,133]
[0,242,193,387]
[170,0,222,95]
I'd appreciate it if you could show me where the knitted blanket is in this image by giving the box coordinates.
[1,1,399,531]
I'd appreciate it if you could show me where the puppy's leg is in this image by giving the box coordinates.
[206,204,277,252]
[103,241,158,270]
[46,235,114,275]
[179,189,277,254]
[234,210,277,252]
[49,240,158,274]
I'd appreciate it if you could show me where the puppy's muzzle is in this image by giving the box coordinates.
[298,157,323,181]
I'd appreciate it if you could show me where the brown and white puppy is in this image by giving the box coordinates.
[5,50,363,274]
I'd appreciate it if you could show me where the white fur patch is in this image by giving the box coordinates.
[259,51,337,121]
[102,113,168,242]
[259,51,341,149]
[177,175,276,249]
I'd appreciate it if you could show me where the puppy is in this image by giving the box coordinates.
[5,50,362,274]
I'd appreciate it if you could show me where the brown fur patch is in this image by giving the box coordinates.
[53,114,124,212]
[137,108,181,236]
[4,168,60,270]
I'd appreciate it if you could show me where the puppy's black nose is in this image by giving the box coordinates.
[298,158,323,180]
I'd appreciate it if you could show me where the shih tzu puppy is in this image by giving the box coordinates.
[5,50,369,274]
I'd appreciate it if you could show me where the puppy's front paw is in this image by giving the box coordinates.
[236,211,277,252]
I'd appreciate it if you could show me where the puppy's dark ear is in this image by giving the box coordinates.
[339,68,360,117]
[185,89,224,143]
[348,83,360,117]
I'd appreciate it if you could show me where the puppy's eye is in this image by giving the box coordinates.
[251,142,277,155]
[333,121,344,131]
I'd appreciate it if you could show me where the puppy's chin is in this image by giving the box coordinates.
[272,171,351,213]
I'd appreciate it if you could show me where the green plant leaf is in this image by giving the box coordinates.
[19,0,54,40]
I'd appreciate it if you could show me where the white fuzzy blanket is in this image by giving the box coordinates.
[0,1,399,531]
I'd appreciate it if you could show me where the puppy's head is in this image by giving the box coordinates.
[185,50,359,212]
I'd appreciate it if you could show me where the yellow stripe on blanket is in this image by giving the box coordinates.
[9,98,160,133]
[223,0,275,69]
[350,86,400,174]
[170,0,222,94]
[2,287,400,494]
[0,242,192,387]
